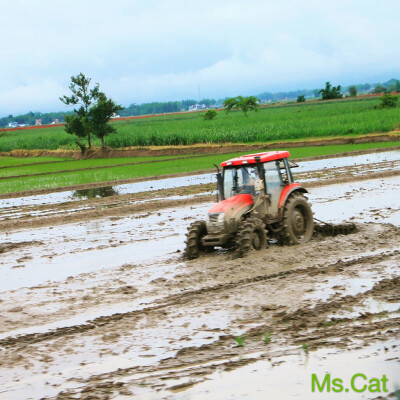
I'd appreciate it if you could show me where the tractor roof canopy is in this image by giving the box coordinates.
[220,151,290,167]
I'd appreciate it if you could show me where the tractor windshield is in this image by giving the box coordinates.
[223,166,259,198]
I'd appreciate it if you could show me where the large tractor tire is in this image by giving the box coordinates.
[235,217,268,258]
[184,220,211,260]
[279,192,314,245]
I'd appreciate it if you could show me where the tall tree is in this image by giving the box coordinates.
[349,86,357,97]
[319,82,343,100]
[223,96,260,116]
[60,73,102,148]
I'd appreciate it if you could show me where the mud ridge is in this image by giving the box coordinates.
[1,238,398,350]
[0,240,43,254]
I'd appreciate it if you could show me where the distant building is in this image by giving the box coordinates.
[188,104,207,111]
[51,118,59,124]
[35,119,42,126]
[8,121,29,128]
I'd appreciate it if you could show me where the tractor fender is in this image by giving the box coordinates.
[278,184,308,217]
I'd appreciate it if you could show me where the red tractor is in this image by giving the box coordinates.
[184,151,314,259]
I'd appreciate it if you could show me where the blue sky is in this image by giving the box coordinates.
[1,0,399,116]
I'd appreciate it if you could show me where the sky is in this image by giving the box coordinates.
[1,0,399,116]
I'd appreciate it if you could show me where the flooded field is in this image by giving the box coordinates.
[0,150,399,399]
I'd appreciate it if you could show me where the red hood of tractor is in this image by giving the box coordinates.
[208,194,253,218]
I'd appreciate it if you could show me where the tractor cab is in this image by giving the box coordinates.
[215,151,298,221]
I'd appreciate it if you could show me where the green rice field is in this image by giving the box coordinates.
[0,97,399,151]
[0,141,398,195]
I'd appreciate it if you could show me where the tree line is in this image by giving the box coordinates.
[0,111,70,128]
[119,98,218,117]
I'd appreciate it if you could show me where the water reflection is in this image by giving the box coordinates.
[72,186,119,199]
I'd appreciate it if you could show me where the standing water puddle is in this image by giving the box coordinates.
[154,339,400,400]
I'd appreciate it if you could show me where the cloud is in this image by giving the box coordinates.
[0,0,399,115]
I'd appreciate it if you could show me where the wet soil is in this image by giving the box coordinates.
[0,152,399,399]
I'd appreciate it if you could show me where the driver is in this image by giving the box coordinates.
[239,167,259,194]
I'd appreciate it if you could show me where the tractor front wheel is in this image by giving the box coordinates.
[235,218,268,258]
[279,193,314,245]
[184,220,212,260]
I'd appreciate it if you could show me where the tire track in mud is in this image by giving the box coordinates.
[1,242,398,350]
[40,279,400,399]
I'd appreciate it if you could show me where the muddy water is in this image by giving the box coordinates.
[0,153,399,400]
[158,340,400,400]
[295,149,400,172]
[0,205,209,291]
[1,176,399,293]
[0,173,215,208]
[310,175,400,226]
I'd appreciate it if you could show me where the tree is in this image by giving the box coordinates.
[60,73,121,152]
[88,93,123,148]
[297,95,305,103]
[374,85,386,94]
[64,110,88,154]
[223,96,260,116]
[349,86,357,97]
[60,73,102,148]
[375,93,398,109]
[203,109,217,120]
[319,82,343,100]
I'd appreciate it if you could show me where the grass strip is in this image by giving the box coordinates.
[0,154,207,178]
[0,156,72,167]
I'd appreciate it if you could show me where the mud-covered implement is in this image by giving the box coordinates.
[184,151,315,259]
[314,221,358,237]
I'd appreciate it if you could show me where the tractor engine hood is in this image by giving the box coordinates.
[207,194,253,220]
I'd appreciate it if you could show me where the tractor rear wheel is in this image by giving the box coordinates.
[279,193,314,245]
[235,217,268,258]
[184,220,212,260]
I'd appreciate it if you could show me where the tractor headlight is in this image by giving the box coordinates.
[206,213,226,232]
[217,212,225,223]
